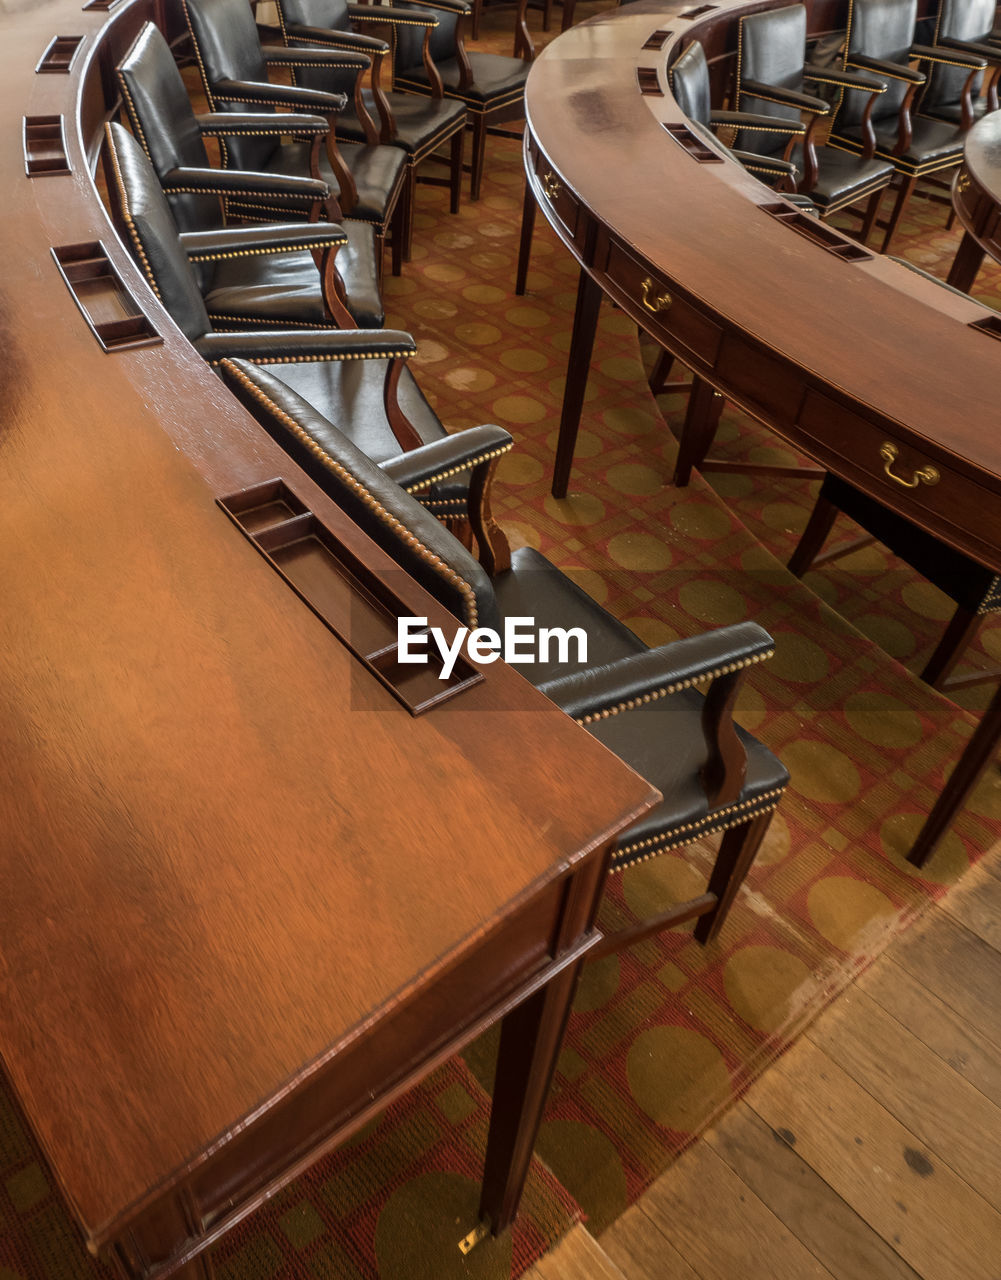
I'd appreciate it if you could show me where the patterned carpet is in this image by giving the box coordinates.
[4,4,1001,1279]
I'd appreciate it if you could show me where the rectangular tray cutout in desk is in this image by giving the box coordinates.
[23,116,69,176]
[662,122,723,163]
[52,242,162,351]
[219,480,483,715]
[36,35,83,73]
[82,0,121,9]
[761,203,873,261]
[637,67,663,96]
[642,29,673,49]
[970,315,1001,342]
[679,5,717,18]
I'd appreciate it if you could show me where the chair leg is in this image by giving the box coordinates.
[672,375,723,487]
[401,165,416,263]
[859,186,884,245]
[920,604,982,689]
[449,129,464,215]
[787,490,838,577]
[390,200,405,278]
[694,811,773,945]
[648,347,676,394]
[470,115,488,202]
[880,174,918,255]
[516,179,536,295]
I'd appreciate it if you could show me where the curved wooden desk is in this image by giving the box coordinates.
[0,3,656,1277]
[947,110,1001,290]
[524,0,1001,864]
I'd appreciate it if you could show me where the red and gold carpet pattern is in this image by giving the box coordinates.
[4,3,1001,1277]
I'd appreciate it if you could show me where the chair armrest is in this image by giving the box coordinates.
[379,424,513,491]
[536,623,776,724]
[803,62,887,93]
[392,0,469,16]
[210,77,348,115]
[195,111,329,138]
[740,79,830,114]
[711,109,807,137]
[161,165,329,204]
[261,44,371,71]
[732,150,799,179]
[346,4,438,27]
[848,53,926,85]
[937,35,1001,61]
[197,329,417,365]
[910,42,986,69]
[284,22,389,53]
[179,223,346,264]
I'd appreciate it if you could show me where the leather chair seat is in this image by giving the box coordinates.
[402,53,527,109]
[206,224,381,328]
[492,547,788,866]
[262,139,406,229]
[841,115,966,169]
[789,141,894,207]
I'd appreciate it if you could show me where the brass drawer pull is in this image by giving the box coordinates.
[542,171,562,200]
[880,442,940,488]
[641,276,673,314]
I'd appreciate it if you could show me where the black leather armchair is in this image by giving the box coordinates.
[105,121,468,514]
[275,0,467,259]
[828,0,987,251]
[392,0,530,200]
[735,3,895,236]
[922,0,1001,125]
[118,23,383,329]
[220,358,790,954]
[180,0,409,278]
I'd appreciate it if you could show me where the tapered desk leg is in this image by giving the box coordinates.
[552,267,602,498]
[516,180,536,297]
[946,231,986,292]
[478,956,584,1232]
[909,679,1001,867]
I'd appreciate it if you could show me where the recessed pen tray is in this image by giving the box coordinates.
[218,480,483,715]
[51,242,162,351]
[970,315,1001,342]
[23,116,70,176]
[761,202,873,260]
[36,35,83,73]
[663,122,723,163]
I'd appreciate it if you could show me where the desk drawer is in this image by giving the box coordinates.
[797,388,1001,561]
[600,237,722,366]
[533,154,581,242]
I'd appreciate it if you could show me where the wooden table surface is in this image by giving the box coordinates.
[0,0,657,1269]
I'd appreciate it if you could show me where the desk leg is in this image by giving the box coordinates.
[516,181,536,297]
[946,231,986,293]
[909,679,1001,867]
[478,957,584,1232]
[552,267,602,498]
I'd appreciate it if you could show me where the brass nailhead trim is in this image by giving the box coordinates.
[574,648,775,725]
[105,128,162,302]
[208,347,413,366]
[187,238,344,262]
[221,361,479,627]
[402,442,512,492]
[612,790,785,866]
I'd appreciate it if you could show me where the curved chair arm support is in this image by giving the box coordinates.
[731,149,799,183]
[938,36,1001,109]
[162,165,330,205]
[394,0,470,16]
[848,53,926,85]
[537,623,775,724]
[739,79,830,114]
[210,76,349,114]
[286,23,390,54]
[803,62,887,93]
[179,222,346,263]
[347,5,438,28]
[711,109,807,137]
[197,329,417,365]
[195,110,330,138]
[910,43,986,69]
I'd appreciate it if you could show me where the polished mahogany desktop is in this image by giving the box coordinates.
[0,3,658,1277]
[524,0,1001,864]
[948,110,1001,290]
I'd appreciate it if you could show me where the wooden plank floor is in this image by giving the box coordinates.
[526,846,1001,1280]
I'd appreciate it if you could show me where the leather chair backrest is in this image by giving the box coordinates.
[105,123,213,344]
[118,23,222,292]
[393,4,460,76]
[841,0,917,125]
[180,0,280,171]
[221,360,503,633]
[274,0,370,99]
[736,4,806,154]
[923,0,991,109]
[669,41,711,126]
